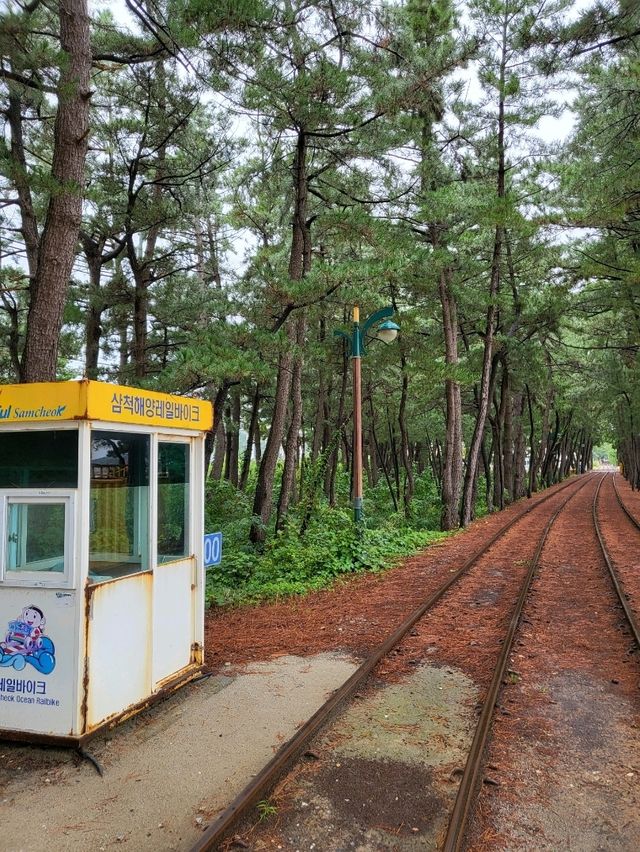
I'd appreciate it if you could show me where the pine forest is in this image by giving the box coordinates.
[0,0,638,604]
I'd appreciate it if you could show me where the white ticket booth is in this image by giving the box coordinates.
[0,380,212,745]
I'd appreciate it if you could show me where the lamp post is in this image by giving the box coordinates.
[335,305,400,527]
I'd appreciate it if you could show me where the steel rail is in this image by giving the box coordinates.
[191,474,590,852]
[442,472,599,852]
[611,474,640,532]
[593,473,640,651]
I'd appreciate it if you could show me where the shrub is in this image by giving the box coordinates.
[205,491,449,608]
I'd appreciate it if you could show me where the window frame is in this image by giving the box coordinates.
[0,490,75,588]
[155,434,193,567]
[87,427,151,586]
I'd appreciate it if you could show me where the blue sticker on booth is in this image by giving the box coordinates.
[204,532,222,567]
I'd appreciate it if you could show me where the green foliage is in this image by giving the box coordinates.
[205,473,448,608]
[256,799,278,821]
[3,0,636,562]
[593,443,616,467]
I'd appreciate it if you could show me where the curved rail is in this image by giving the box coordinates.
[611,475,640,532]
[442,472,599,852]
[593,474,640,651]
[191,475,591,852]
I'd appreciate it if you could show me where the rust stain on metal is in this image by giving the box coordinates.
[0,728,81,748]
[80,582,92,734]
[191,642,203,665]
[154,660,200,691]
[82,664,203,737]
[86,568,152,592]
[1,666,204,748]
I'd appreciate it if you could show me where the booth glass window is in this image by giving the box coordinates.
[89,431,149,583]
[157,442,190,564]
[0,430,78,488]
[6,502,66,574]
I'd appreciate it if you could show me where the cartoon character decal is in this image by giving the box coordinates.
[0,605,55,674]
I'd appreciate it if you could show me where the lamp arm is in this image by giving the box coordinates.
[361,306,394,339]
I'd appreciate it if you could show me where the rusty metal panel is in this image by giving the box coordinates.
[84,572,152,731]
[152,559,194,686]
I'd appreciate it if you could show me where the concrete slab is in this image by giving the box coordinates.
[0,653,358,851]
[266,664,480,851]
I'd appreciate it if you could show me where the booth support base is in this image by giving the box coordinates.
[0,663,205,748]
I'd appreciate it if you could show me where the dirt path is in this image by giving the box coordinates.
[0,655,357,851]
[204,478,577,670]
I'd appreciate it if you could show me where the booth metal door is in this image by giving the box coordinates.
[152,436,195,686]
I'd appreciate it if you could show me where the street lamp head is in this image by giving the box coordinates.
[376,319,400,344]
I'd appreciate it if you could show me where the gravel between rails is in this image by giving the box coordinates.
[467,473,640,851]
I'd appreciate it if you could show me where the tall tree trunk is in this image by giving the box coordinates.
[368,390,398,512]
[398,352,415,515]
[224,389,241,487]
[425,429,442,491]
[7,95,39,281]
[311,374,327,462]
[387,407,401,506]
[250,335,294,541]
[502,366,514,503]
[211,417,226,481]
[254,414,262,464]
[118,321,129,376]
[250,130,309,543]
[482,433,494,514]
[525,384,536,498]
[311,318,327,462]
[207,383,233,480]
[325,344,348,505]
[460,224,502,525]
[534,378,555,489]
[438,264,463,529]
[0,264,21,379]
[126,59,167,380]
[495,368,508,510]
[240,384,261,490]
[512,394,526,499]
[223,403,232,480]
[276,315,305,530]
[460,14,508,525]
[82,239,105,379]
[21,0,91,382]
[490,400,503,512]
[128,180,163,379]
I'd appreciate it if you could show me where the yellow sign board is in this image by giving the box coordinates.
[0,382,83,423]
[0,380,213,431]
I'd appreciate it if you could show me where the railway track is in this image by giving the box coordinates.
[611,474,640,532]
[441,472,598,851]
[593,473,640,650]
[466,471,640,850]
[443,471,640,850]
[192,474,596,852]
